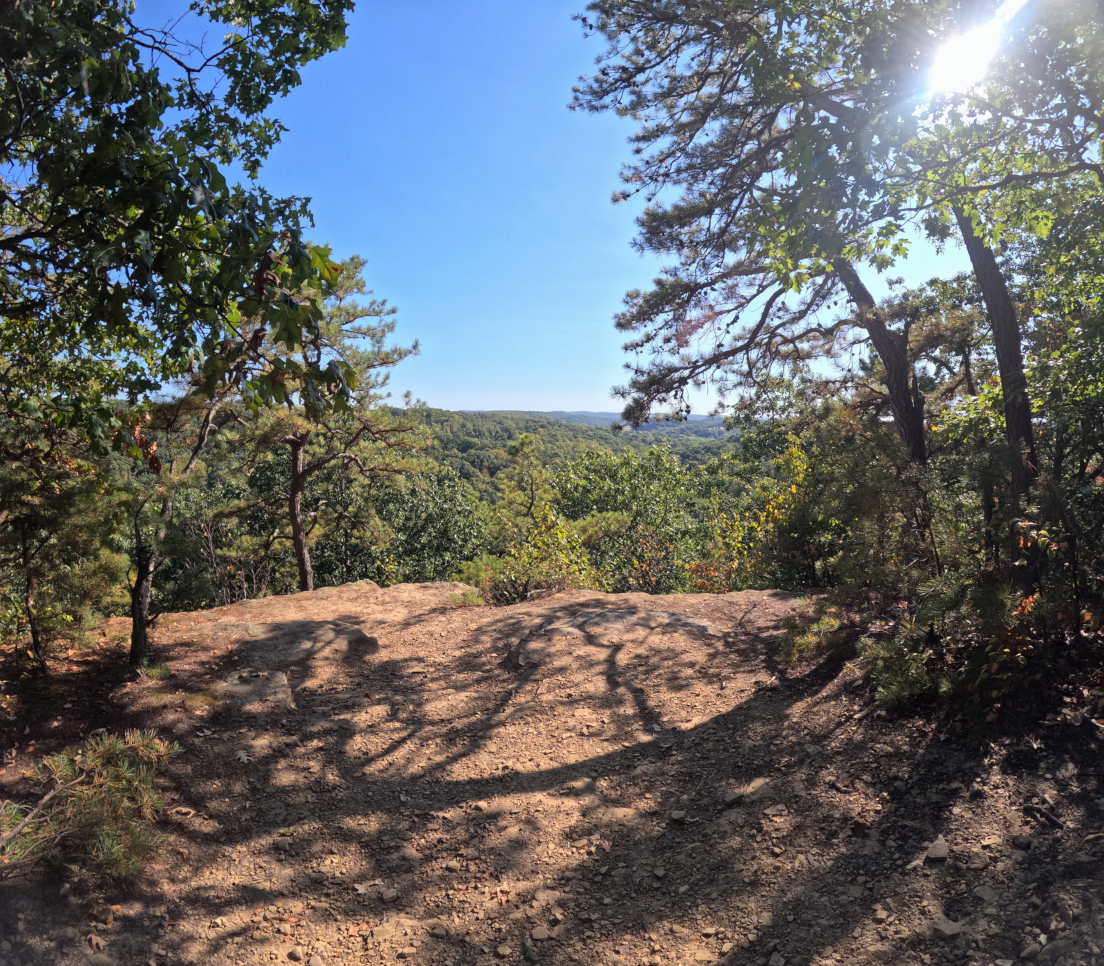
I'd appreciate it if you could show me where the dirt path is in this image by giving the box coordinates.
[1,582,1101,966]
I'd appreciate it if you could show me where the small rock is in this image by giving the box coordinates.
[965,852,991,871]
[973,885,1001,904]
[678,885,690,895]
[670,810,688,823]
[653,866,666,879]
[723,791,741,807]
[429,926,447,939]
[496,945,512,958]
[996,961,1013,966]
[981,835,1002,848]
[874,910,889,922]
[382,888,399,902]
[88,955,116,966]
[1038,939,1074,962]
[275,839,293,852]
[531,927,550,941]
[926,836,950,861]
[863,945,894,962]
[445,860,461,871]
[308,958,324,966]
[1012,835,1033,850]
[721,943,734,954]
[288,948,304,962]
[278,923,294,936]
[397,949,417,959]
[671,925,689,937]
[768,954,785,966]
[701,927,717,937]
[694,950,712,963]
[931,919,962,940]
[1019,943,1041,960]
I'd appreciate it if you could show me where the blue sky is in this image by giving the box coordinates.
[147,0,973,412]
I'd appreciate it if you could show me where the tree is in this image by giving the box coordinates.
[235,257,420,592]
[573,0,1104,503]
[0,0,355,434]
[0,416,120,671]
[114,394,229,666]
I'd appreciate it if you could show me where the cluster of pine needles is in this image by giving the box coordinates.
[0,729,179,879]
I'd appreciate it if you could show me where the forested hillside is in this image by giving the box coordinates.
[419,407,737,498]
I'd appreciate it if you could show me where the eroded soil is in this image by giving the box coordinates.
[1,582,1101,966]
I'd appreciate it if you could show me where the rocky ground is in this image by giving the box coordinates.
[0,581,1102,966]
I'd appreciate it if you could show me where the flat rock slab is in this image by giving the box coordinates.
[509,609,725,670]
[214,620,379,675]
[217,668,294,710]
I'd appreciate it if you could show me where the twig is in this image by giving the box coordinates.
[0,776,83,850]
[1023,803,1065,828]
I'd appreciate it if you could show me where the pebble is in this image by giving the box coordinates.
[288,948,304,962]
[926,836,950,861]
[768,954,785,966]
[701,927,717,937]
[88,955,115,966]
[694,950,712,962]
[721,943,734,954]
[445,860,461,871]
[1012,835,1033,850]
[1019,943,1041,960]
[278,923,294,935]
[430,926,448,938]
[309,958,324,966]
[398,949,417,959]
[382,888,399,902]
[863,944,894,961]
[496,945,512,958]
[531,927,550,941]
[670,810,688,823]
[653,867,666,879]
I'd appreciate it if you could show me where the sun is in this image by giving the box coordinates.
[928,0,1032,94]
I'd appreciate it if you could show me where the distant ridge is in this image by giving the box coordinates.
[461,410,726,429]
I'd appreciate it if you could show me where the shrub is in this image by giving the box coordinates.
[455,505,600,604]
[0,729,179,879]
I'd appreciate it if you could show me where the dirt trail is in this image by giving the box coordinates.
[1,582,1101,966]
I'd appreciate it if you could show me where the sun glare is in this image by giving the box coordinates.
[929,0,1032,93]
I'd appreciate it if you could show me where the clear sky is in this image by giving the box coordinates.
[146,0,973,413]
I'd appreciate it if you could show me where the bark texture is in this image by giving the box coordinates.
[833,259,927,464]
[953,207,1038,500]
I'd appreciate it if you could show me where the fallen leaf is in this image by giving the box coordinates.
[234,750,252,763]
[170,807,196,818]
[211,917,227,928]
[87,935,108,951]
[176,848,190,860]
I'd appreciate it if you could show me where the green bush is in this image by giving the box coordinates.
[0,729,179,879]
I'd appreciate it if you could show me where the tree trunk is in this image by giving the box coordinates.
[288,434,314,592]
[129,399,223,665]
[953,207,1038,500]
[19,527,46,672]
[833,259,927,464]
[129,544,156,666]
